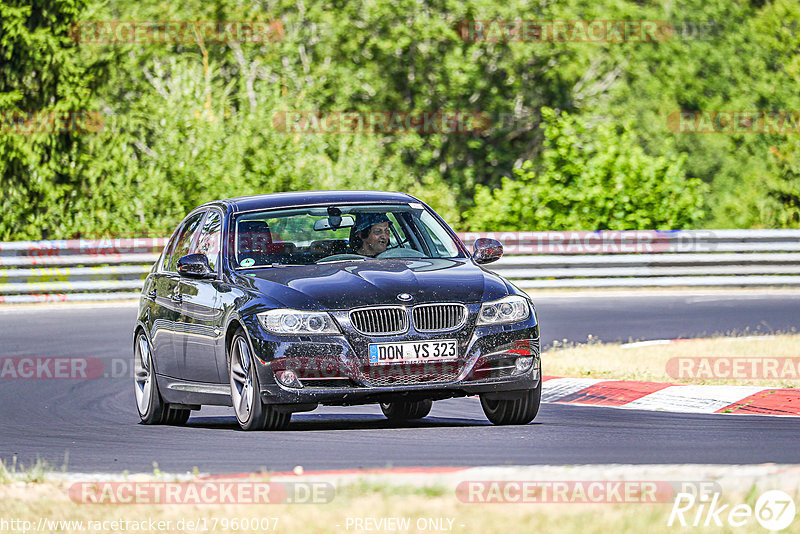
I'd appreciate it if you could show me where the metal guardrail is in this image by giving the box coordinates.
[0,230,798,303]
[0,238,165,303]
[460,230,800,289]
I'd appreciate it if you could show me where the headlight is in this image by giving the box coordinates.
[477,295,531,326]
[258,309,340,334]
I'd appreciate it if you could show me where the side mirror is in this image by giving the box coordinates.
[177,253,215,279]
[472,238,503,265]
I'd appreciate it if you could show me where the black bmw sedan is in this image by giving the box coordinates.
[134,190,541,430]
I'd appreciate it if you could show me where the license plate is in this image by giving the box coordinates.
[368,339,458,365]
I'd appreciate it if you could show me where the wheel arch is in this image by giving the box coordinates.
[133,322,148,347]
[224,318,245,354]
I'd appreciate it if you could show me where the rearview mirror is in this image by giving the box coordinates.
[472,238,503,265]
[177,253,216,278]
[314,215,355,231]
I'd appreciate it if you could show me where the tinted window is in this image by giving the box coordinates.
[414,210,460,257]
[195,210,222,271]
[166,211,205,272]
[231,203,464,267]
[160,228,181,272]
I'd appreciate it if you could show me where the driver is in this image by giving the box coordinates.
[350,213,392,257]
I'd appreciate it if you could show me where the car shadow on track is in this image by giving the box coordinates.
[184,414,491,431]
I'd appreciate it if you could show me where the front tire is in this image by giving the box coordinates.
[134,332,190,425]
[228,329,291,431]
[380,399,433,421]
[480,382,541,425]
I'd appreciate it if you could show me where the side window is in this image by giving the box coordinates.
[414,211,460,257]
[166,211,206,272]
[195,210,222,271]
[386,212,409,249]
[160,228,181,272]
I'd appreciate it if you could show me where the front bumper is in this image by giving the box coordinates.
[242,305,540,407]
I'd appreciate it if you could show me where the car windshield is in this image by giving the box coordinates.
[231,203,464,268]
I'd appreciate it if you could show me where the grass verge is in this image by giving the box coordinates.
[543,334,800,387]
[1,479,796,533]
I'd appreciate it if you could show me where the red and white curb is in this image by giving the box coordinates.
[542,376,800,416]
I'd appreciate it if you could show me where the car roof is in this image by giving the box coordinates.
[209,190,421,213]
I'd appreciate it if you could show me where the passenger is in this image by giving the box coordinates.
[350,213,392,257]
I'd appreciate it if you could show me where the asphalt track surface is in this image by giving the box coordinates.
[1,291,799,473]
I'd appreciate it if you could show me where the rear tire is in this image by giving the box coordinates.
[164,407,191,425]
[380,399,433,421]
[480,382,541,425]
[134,332,190,426]
[228,329,291,431]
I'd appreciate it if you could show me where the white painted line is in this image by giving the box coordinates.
[620,340,674,349]
[620,385,768,414]
[543,400,800,417]
[620,334,781,348]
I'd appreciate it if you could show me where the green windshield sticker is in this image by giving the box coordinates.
[240,258,255,268]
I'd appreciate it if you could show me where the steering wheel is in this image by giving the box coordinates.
[386,237,410,250]
[376,248,426,259]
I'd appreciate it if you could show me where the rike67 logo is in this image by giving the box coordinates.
[668,488,796,531]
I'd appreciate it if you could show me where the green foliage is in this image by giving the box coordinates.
[78,50,458,237]
[764,141,800,227]
[598,0,800,229]
[1,0,800,238]
[467,108,707,230]
[0,0,99,240]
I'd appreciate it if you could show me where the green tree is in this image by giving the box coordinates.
[466,108,707,230]
[4,0,800,239]
[759,141,800,227]
[0,0,100,240]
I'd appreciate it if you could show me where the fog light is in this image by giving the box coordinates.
[514,357,534,374]
[275,369,303,388]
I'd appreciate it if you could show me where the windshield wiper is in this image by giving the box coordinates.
[316,257,367,264]
[236,262,298,269]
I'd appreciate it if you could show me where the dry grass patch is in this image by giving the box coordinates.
[543,334,800,387]
[1,480,793,534]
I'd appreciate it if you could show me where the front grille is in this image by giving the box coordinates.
[350,306,408,335]
[412,304,467,332]
[364,361,461,386]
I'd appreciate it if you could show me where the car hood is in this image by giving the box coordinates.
[233,258,510,310]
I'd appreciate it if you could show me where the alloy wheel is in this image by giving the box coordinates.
[230,336,255,423]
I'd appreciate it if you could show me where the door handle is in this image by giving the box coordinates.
[147,288,157,300]
[170,291,182,303]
